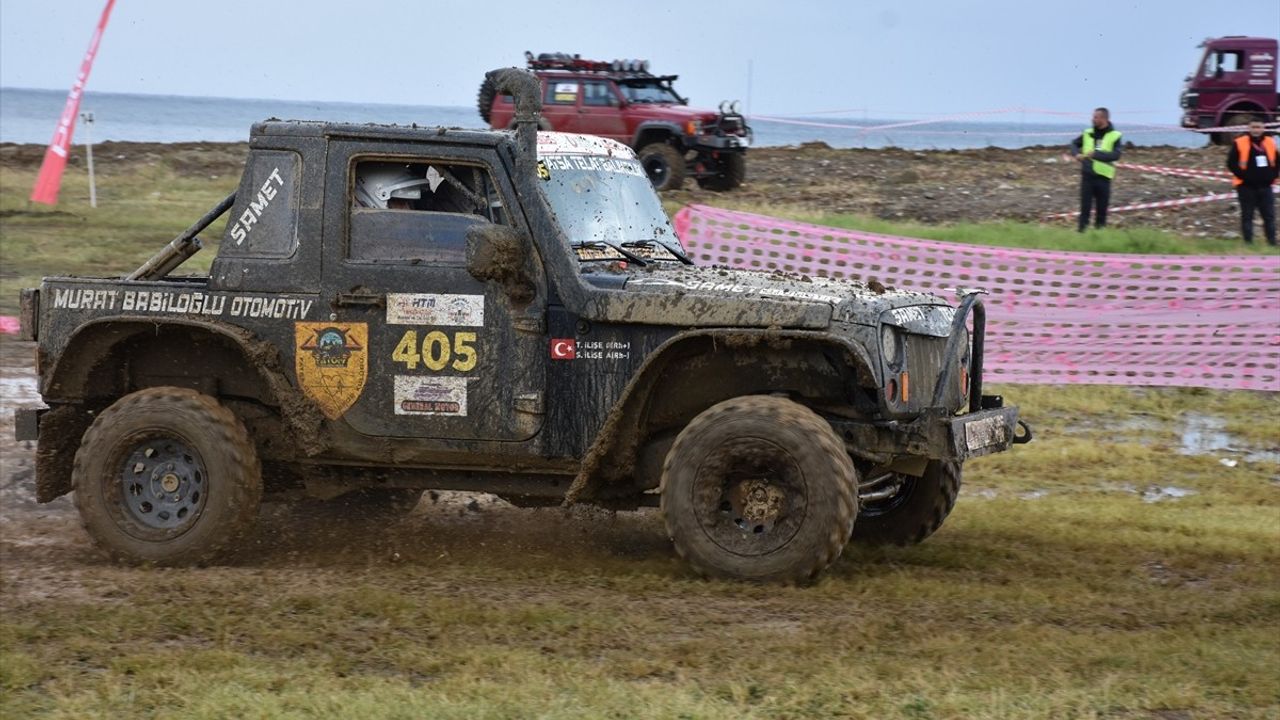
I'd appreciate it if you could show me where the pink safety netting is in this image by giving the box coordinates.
[673,204,1280,391]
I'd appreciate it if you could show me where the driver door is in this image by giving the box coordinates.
[311,140,547,443]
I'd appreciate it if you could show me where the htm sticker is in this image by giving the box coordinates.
[387,293,484,327]
[394,376,467,416]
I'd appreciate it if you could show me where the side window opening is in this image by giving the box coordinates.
[582,82,616,107]
[546,81,579,105]
[1204,50,1244,77]
[348,159,506,264]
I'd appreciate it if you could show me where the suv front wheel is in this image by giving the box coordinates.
[696,153,746,191]
[638,142,686,191]
[661,396,857,583]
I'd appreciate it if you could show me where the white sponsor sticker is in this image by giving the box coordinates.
[387,293,484,326]
[536,131,635,159]
[394,376,467,416]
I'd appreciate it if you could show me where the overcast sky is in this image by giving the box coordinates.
[1,0,1276,122]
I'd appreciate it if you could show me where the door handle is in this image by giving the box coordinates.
[333,292,384,308]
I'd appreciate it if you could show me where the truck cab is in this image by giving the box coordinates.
[1181,36,1279,143]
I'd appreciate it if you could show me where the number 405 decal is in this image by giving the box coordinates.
[392,330,478,372]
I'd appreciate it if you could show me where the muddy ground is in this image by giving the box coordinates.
[0,139,1244,238]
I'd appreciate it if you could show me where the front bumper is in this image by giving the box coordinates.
[831,399,1031,464]
[695,134,751,150]
[838,292,1033,463]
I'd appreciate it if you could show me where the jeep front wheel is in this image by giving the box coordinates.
[661,396,857,583]
[638,142,686,191]
[72,387,263,565]
[696,153,746,191]
[851,460,961,546]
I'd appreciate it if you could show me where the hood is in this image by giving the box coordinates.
[627,104,721,123]
[586,264,951,329]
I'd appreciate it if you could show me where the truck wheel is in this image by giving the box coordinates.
[696,153,746,191]
[661,396,856,583]
[72,387,262,565]
[851,460,960,546]
[639,142,686,191]
[1212,113,1254,145]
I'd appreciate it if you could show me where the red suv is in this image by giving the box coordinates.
[479,52,752,191]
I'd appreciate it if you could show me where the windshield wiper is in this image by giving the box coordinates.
[622,240,694,265]
[572,240,648,266]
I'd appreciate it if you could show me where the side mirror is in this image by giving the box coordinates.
[466,224,535,303]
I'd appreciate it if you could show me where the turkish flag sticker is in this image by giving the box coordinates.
[550,338,577,360]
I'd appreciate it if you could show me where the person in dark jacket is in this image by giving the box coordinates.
[1067,108,1123,232]
[1226,118,1278,246]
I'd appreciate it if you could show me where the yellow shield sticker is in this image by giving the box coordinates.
[295,322,368,420]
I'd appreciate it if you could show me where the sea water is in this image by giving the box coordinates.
[0,87,1204,150]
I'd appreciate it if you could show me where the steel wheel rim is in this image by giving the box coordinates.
[107,431,209,538]
[691,437,807,557]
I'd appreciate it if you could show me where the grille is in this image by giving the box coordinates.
[903,333,966,411]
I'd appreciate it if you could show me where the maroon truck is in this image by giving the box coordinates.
[1181,36,1279,144]
[479,52,751,191]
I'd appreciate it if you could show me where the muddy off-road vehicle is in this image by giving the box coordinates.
[479,52,751,192]
[16,69,1028,583]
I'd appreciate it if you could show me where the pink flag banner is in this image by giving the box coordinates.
[30,0,117,205]
[673,204,1280,391]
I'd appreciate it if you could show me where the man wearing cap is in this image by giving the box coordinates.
[1067,107,1123,232]
[1226,118,1278,246]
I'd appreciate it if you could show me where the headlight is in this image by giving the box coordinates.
[880,325,900,365]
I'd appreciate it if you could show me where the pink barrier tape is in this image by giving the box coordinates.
[1116,162,1233,182]
[0,316,19,335]
[674,204,1280,391]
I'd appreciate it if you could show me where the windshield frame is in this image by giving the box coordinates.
[534,143,687,262]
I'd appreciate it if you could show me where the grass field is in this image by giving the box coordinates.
[1,151,1278,719]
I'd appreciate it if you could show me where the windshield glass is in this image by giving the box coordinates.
[537,152,684,258]
[619,82,681,104]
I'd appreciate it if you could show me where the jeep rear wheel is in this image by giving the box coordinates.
[661,396,856,583]
[638,142,686,191]
[851,460,961,546]
[72,387,262,565]
[696,153,746,191]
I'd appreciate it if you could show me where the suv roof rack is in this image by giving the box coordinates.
[525,51,654,76]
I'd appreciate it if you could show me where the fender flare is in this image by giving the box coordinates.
[632,122,684,150]
[563,327,877,504]
[43,316,328,455]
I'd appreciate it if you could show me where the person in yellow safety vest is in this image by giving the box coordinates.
[1226,117,1278,246]
[1067,107,1123,232]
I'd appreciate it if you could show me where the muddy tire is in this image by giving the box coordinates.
[72,387,262,565]
[661,396,857,583]
[477,76,497,124]
[638,142,686,191]
[851,460,961,546]
[696,153,746,191]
